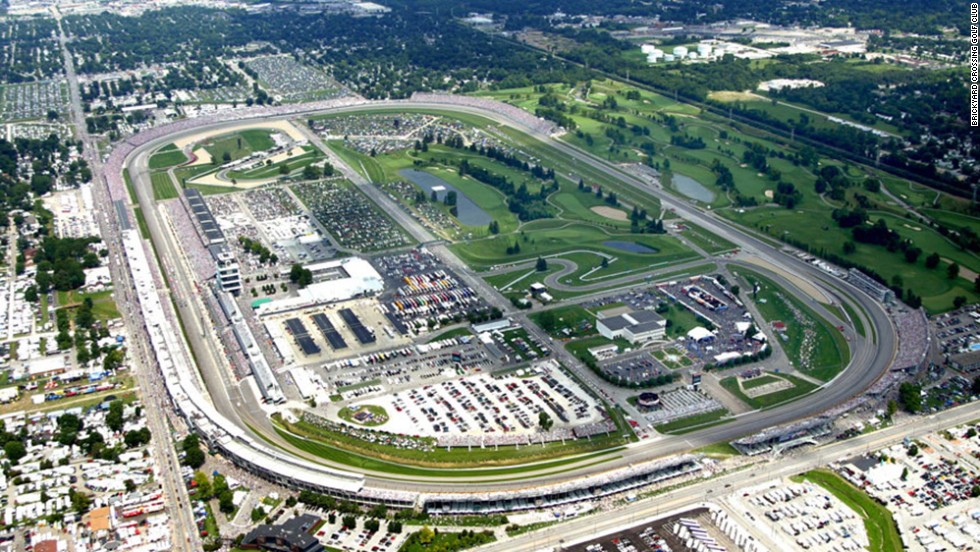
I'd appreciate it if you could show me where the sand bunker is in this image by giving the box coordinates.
[591,206,629,221]
[187,148,213,167]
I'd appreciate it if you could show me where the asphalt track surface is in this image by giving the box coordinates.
[123,99,897,494]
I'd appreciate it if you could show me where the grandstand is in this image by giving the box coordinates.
[731,417,834,456]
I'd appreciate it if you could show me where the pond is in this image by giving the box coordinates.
[672,173,716,203]
[603,241,660,254]
[399,169,492,227]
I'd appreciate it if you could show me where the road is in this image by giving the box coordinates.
[478,400,980,551]
[118,98,897,495]
[52,9,200,551]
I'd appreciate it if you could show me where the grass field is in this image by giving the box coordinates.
[57,289,120,321]
[795,469,903,552]
[741,374,781,390]
[655,409,730,434]
[720,371,820,409]
[226,146,323,180]
[147,144,188,170]
[735,268,848,382]
[271,416,625,475]
[529,305,597,338]
[150,172,179,200]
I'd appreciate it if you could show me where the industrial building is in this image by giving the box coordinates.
[597,310,667,344]
[257,257,384,316]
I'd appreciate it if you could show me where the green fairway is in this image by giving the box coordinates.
[471,80,976,314]
[796,469,903,552]
[150,172,179,200]
[735,268,848,381]
[720,371,820,409]
[450,224,697,272]
[147,144,188,170]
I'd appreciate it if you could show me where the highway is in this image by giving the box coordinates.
[478,400,980,551]
[53,10,201,551]
[117,97,899,496]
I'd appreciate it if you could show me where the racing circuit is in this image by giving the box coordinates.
[107,93,900,510]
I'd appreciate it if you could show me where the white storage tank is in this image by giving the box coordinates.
[672,46,689,57]
[697,43,713,57]
[664,54,676,62]
[641,43,657,54]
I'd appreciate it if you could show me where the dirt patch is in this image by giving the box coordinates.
[942,258,979,281]
[590,205,629,221]
[173,119,304,149]
[708,90,764,103]
[187,148,212,167]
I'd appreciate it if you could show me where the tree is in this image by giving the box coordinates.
[444,191,457,206]
[538,411,554,431]
[194,472,212,499]
[342,515,357,529]
[536,310,556,332]
[973,375,980,396]
[955,296,968,309]
[418,526,435,545]
[730,285,740,296]
[23,285,38,303]
[218,490,235,514]
[222,151,231,163]
[106,400,124,432]
[925,252,941,269]
[4,440,26,464]
[184,446,205,469]
[898,382,922,413]
[278,163,290,175]
[535,257,548,272]
[388,520,403,534]
[948,262,960,280]
[886,400,898,418]
[488,220,499,234]
[251,507,265,522]
[901,467,908,481]
[302,164,322,180]
[365,518,381,533]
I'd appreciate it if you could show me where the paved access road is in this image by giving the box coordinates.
[477,401,980,551]
[121,98,897,494]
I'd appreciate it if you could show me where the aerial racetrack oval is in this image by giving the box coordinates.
[111,93,899,507]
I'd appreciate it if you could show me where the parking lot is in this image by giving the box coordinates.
[657,276,766,368]
[324,358,608,447]
[933,306,980,371]
[293,180,413,252]
[726,480,867,551]
[641,388,722,426]
[374,249,490,335]
[569,507,758,552]
[599,351,672,385]
[0,80,68,122]
[835,423,980,549]
[244,55,346,102]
